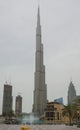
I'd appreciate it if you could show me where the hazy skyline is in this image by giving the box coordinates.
[0,0,80,114]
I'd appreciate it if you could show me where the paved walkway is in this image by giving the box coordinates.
[0,124,79,130]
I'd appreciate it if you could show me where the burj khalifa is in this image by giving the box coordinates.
[33,7,47,115]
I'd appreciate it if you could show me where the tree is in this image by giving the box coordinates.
[63,105,72,125]
[63,102,80,125]
[8,110,14,118]
[72,97,80,123]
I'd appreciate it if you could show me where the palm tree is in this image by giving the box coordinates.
[63,105,72,125]
[63,101,80,125]
[72,97,80,123]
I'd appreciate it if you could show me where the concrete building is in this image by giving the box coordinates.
[33,6,47,115]
[68,81,76,104]
[15,95,22,114]
[2,83,13,116]
[44,102,66,124]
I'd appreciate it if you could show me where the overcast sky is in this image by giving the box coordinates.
[0,0,80,114]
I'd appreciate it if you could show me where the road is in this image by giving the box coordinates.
[0,124,79,130]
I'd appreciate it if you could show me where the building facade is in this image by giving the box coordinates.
[44,102,64,124]
[15,95,22,114]
[68,81,76,104]
[2,84,13,116]
[43,102,70,124]
[33,7,47,115]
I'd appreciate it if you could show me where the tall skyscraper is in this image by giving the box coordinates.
[2,83,13,115]
[33,7,47,115]
[15,95,22,114]
[68,81,76,104]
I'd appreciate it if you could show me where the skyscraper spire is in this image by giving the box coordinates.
[37,6,40,26]
[36,5,41,36]
[33,6,47,115]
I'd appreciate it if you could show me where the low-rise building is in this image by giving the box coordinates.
[44,102,69,124]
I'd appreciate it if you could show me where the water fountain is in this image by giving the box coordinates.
[21,113,40,125]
